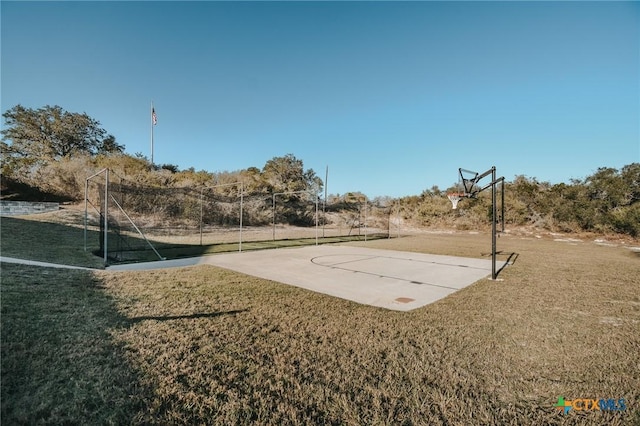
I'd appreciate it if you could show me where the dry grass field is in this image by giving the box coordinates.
[1,212,639,424]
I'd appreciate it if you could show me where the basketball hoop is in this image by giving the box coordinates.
[447,193,465,210]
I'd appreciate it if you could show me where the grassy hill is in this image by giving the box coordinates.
[3,155,639,238]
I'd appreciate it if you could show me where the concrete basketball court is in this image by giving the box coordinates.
[108,245,505,311]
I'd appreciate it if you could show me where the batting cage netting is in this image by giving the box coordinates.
[84,169,394,264]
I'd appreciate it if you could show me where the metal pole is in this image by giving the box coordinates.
[364,198,368,242]
[323,165,328,238]
[239,182,243,252]
[84,178,88,252]
[397,201,401,238]
[491,167,497,280]
[315,195,319,245]
[501,178,505,232]
[104,168,109,265]
[150,102,154,165]
[199,187,204,246]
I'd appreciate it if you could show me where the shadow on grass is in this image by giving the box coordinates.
[480,250,519,278]
[0,216,105,268]
[0,264,149,424]
[1,214,391,267]
[104,231,392,265]
[128,309,248,324]
[496,251,519,277]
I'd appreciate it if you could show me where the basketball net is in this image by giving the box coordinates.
[447,193,463,209]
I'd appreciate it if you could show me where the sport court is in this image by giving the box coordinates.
[109,245,504,311]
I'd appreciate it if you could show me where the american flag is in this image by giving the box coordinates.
[152,108,157,125]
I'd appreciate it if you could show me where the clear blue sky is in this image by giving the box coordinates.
[2,1,639,198]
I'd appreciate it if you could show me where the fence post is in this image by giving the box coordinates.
[200,187,204,246]
[103,168,109,265]
[239,182,243,252]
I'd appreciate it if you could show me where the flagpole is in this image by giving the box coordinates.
[323,165,328,238]
[150,101,154,165]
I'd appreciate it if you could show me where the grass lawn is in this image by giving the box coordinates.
[2,214,639,424]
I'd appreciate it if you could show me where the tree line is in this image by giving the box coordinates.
[396,166,639,237]
[2,105,638,237]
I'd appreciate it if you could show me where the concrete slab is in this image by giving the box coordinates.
[107,256,206,271]
[200,245,502,311]
[4,245,506,311]
[0,256,95,271]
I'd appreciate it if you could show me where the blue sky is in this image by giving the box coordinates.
[2,1,639,198]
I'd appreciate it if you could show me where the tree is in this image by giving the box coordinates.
[239,167,266,194]
[159,163,180,173]
[586,167,627,209]
[97,134,125,155]
[261,154,322,194]
[620,163,640,205]
[1,104,123,175]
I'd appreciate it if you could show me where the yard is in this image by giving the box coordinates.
[1,214,638,424]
